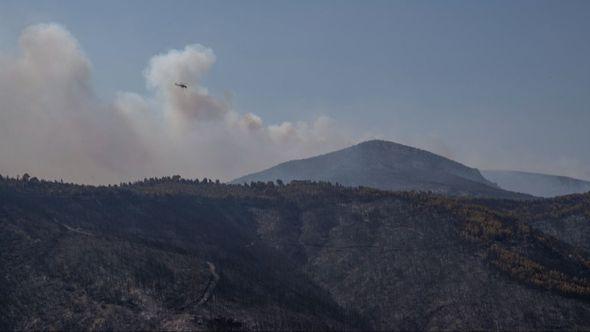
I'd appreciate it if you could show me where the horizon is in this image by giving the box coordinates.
[3,137,590,185]
[1,1,589,183]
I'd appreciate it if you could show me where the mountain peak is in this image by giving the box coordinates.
[356,139,401,147]
[232,141,527,198]
[354,139,420,151]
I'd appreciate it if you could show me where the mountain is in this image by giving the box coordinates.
[2,176,590,330]
[233,140,528,199]
[482,170,590,197]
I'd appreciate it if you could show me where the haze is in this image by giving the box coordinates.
[0,0,589,183]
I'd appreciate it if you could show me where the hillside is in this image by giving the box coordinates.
[2,175,590,330]
[482,170,590,197]
[232,140,528,199]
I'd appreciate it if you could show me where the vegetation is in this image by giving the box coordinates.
[1,174,590,330]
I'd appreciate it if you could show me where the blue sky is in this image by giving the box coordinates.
[1,0,589,180]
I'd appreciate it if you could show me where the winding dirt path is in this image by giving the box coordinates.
[196,261,220,306]
[60,223,93,236]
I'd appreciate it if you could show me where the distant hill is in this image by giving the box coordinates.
[482,170,590,197]
[232,140,528,198]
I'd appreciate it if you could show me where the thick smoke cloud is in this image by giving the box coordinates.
[144,44,228,123]
[0,23,352,184]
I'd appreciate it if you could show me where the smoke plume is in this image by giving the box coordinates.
[0,23,353,184]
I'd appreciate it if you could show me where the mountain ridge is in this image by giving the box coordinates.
[482,169,590,197]
[232,140,528,199]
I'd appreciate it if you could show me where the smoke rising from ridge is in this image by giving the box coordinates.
[0,23,353,184]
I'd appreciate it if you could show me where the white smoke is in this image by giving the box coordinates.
[144,44,228,124]
[0,23,353,184]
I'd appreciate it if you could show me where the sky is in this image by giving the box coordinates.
[0,0,589,183]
